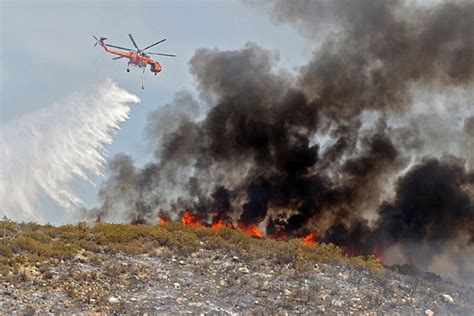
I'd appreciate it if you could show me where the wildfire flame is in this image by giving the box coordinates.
[373,245,383,263]
[160,210,265,237]
[157,215,168,225]
[155,210,382,262]
[181,210,202,226]
[302,231,317,245]
[211,218,224,229]
[238,224,264,238]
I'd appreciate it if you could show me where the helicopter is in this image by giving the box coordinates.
[93,34,176,89]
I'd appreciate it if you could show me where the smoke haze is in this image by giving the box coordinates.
[92,1,474,283]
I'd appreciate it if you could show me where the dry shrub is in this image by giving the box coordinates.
[0,219,385,282]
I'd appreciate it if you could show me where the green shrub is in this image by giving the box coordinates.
[22,231,51,243]
[0,217,18,237]
[9,235,78,259]
[350,254,382,270]
[0,219,385,281]
[93,223,153,244]
[202,235,226,249]
[0,244,13,258]
[10,236,45,255]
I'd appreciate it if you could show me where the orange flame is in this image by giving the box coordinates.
[373,245,383,263]
[157,215,168,225]
[238,224,264,238]
[211,218,224,229]
[302,231,317,245]
[154,210,383,262]
[181,210,202,226]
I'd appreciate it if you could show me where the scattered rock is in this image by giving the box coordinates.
[108,296,120,304]
[1,249,474,314]
[441,294,454,304]
[332,298,343,307]
[238,267,250,274]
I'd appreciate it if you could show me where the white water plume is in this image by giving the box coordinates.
[0,80,140,222]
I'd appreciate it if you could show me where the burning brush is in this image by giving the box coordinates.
[156,210,320,246]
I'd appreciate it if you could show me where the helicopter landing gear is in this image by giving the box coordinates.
[126,68,130,72]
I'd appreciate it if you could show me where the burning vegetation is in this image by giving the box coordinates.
[157,210,315,243]
[0,217,379,282]
[3,217,474,314]
[86,0,474,283]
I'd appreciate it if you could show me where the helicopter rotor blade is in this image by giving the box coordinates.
[112,56,125,60]
[142,39,166,52]
[93,35,107,47]
[106,44,133,51]
[128,33,140,51]
[146,52,176,57]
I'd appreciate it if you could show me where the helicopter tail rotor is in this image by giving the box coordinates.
[93,35,107,47]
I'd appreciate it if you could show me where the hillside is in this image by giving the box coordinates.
[0,219,473,314]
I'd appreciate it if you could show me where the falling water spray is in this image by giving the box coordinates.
[0,80,140,222]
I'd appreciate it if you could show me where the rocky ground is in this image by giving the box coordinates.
[1,247,473,315]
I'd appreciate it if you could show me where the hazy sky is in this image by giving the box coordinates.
[1,0,312,213]
[1,0,312,154]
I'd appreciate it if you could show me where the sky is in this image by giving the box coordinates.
[0,0,312,214]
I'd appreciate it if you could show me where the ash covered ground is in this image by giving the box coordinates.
[2,247,474,314]
[1,221,473,314]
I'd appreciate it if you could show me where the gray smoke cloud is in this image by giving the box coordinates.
[88,0,474,283]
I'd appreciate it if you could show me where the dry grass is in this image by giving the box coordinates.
[0,217,382,279]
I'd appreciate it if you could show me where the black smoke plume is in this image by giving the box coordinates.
[92,0,474,281]
[377,157,474,246]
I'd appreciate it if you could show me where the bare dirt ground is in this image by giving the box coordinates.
[1,248,473,315]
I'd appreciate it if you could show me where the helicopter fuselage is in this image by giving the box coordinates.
[101,43,162,73]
